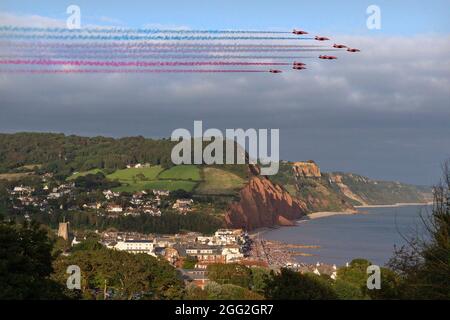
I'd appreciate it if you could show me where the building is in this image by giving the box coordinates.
[186,246,226,264]
[113,240,155,255]
[172,199,193,213]
[180,269,209,289]
[221,245,244,263]
[57,222,70,241]
[107,204,123,213]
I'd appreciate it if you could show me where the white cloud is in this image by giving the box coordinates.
[0,12,65,28]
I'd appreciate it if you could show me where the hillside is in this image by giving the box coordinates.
[0,133,433,231]
[271,161,432,209]
[326,172,432,205]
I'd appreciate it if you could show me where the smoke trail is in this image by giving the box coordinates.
[1,42,324,49]
[3,47,337,53]
[0,68,270,74]
[0,26,290,34]
[0,33,309,41]
[0,54,315,60]
[0,59,290,67]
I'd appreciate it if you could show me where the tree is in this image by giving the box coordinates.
[204,282,264,300]
[264,268,338,300]
[182,256,198,269]
[207,263,252,288]
[335,259,400,300]
[250,267,271,295]
[388,161,450,299]
[51,247,185,300]
[0,220,66,299]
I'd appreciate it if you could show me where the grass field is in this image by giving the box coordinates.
[196,167,246,195]
[105,165,200,193]
[0,172,33,181]
[18,164,42,171]
[113,180,197,193]
[158,165,201,181]
[67,165,246,194]
[67,169,104,180]
[107,166,164,182]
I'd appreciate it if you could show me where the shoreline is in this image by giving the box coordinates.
[355,202,432,208]
[300,210,358,221]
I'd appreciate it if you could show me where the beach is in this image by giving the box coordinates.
[301,210,358,221]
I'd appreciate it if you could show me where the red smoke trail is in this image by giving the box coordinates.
[0,69,269,74]
[0,54,315,60]
[0,59,290,67]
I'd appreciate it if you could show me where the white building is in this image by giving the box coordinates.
[221,246,244,263]
[113,240,155,256]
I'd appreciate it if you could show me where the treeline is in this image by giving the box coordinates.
[0,132,176,177]
[0,220,185,300]
[28,211,224,235]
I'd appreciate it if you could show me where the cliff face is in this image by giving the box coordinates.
[292,161,321,178]
[224,176,308,230]
[327,172,432,205]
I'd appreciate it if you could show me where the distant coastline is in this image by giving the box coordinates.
[355,202,432,208]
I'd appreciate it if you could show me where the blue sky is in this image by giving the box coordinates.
[1,0,449,36]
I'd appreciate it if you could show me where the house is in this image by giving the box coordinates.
[180,269,209,289]
[47,192,63,200]
[142,205,161,216]
[153,190,170,197]
[186,246,226,264]
[12,186,34,195]
[221,245,244,263]
[103,190,120,200]
[113,240,155,256]
[82,203,101,210]
[172,199,194,213]
[214,229,244,245]
[106,204,123,213]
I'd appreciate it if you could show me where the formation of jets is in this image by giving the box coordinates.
[268,29,361,74]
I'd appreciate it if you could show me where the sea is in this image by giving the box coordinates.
[260,204,432,266]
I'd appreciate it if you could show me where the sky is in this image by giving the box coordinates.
[0,0,450,185]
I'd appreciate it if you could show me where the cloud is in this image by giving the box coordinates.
[0,12,65,27]
[141,23,191,30]
[0,31,449,185]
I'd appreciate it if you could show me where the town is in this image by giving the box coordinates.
[7,174,339,290]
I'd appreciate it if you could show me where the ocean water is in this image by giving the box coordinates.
[261,205,432,266]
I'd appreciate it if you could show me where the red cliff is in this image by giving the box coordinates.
[225,176,308,230]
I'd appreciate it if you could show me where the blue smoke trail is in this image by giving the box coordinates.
[0,34,310,41]
[0,26,290,34]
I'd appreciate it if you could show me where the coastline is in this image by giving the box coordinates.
[355,202,432,208]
